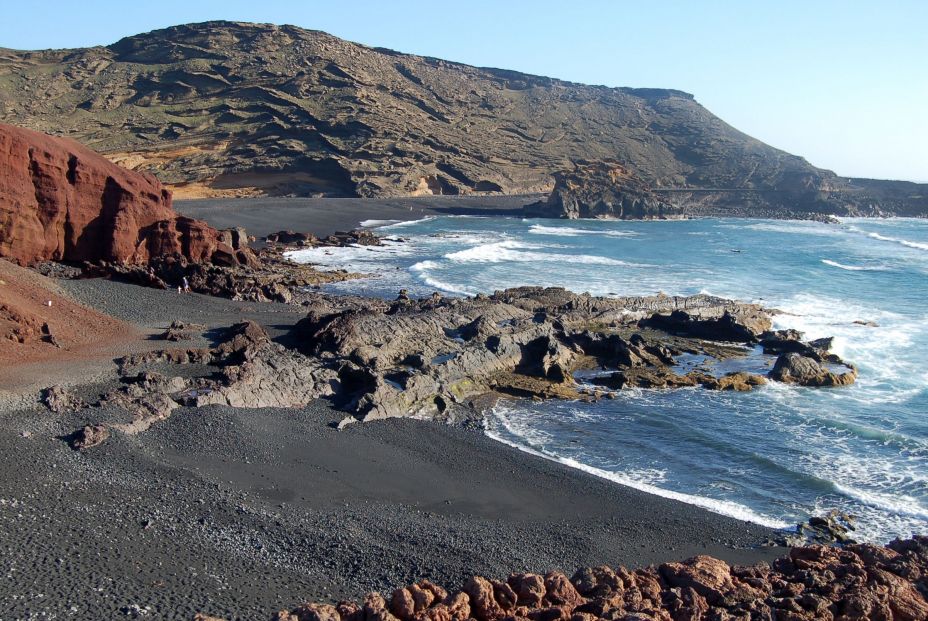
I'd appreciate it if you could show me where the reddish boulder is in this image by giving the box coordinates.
[69,424,109,450]
[464,576,506,621]
[278,604,341,621]
[659,555,759,607]
[509,573,547,607]
[542,573,584,610]
[0,123,252,267]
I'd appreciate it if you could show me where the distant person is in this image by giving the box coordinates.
[182,276,190,293]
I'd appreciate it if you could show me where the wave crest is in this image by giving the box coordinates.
[445,240,652,266]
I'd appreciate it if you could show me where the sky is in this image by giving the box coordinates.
[1,1,925,182]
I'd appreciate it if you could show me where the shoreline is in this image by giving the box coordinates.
[175,195,923,242]
[2,200,921,618]
[175,195,540,239]
[0,275,789,619]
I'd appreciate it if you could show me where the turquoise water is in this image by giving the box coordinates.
[289,216,928,542]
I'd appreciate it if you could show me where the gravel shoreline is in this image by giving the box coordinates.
[0,277,786,619]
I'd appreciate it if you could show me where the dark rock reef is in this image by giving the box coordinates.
[1,21,924,216]
[53,287,856,445]
[267,536,928,621]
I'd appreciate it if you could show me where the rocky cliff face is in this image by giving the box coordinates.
[0,123,253,266]
[524,162,683,219]
[1,21,924,215]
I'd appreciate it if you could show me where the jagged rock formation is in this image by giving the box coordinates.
[294,288,777,423]
[1,22,924,215]
[0,123,256,266]
[524,162,683,220]
[48,288,854,443]
[269,536,928,621]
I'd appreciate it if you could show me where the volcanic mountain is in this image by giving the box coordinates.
[0,21,924,216]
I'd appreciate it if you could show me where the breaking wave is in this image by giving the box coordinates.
[445,240,652,266]
[821,259,889,271]
[867,232,928,251]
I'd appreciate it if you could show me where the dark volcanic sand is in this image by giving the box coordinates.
[175,195,539,238]
[0,278,785,620]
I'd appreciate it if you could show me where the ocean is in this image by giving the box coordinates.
[287,216,928,543]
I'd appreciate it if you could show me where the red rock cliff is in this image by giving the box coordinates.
[0,123,251,266]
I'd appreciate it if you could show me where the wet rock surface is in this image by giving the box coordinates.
[57,286,855,435]
[275,536,928,621]
[770,352,858,387]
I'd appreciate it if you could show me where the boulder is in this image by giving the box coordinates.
[266,230,318,245]
[700,372,767,391]
[68,424,109,450]
[769,353,857,387]
[42,385,84,413]
[0,123,254,267]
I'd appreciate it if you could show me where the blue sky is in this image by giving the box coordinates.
[1,1,925,182]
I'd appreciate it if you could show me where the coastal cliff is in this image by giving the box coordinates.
[0,123,255,267]
[0,21,925,216]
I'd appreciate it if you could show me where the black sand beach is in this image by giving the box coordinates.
[175,195,538,239]
[0,271,785,620]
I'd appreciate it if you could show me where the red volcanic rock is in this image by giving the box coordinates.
[508,573,546,607]
[273,537,928,621]
[0,123,252,266]
[464,576,506,621]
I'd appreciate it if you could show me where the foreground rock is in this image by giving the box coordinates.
[524,162,683,220]
[54,321,339,440]
[0,123,255,268]
[267,536,928,621]
[770,352,858,387]
[67,424,110,450]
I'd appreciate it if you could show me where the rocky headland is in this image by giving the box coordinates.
[523,162,683,220]
[0,123,360,305]
[1,21,925,217]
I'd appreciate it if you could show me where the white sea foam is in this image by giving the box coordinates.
[445,240,652,266]
[359,219,403,227]
[773,293,928,398]
[378,216,437,229]
[285,239,415,271]
[731,221,845,237]
[866,232,928,251]
[409,260,476,295]
[485,407,791,529]
[528,224,640,238]
[821,259,889,271]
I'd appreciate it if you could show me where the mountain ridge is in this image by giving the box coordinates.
[0,20,924,216]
